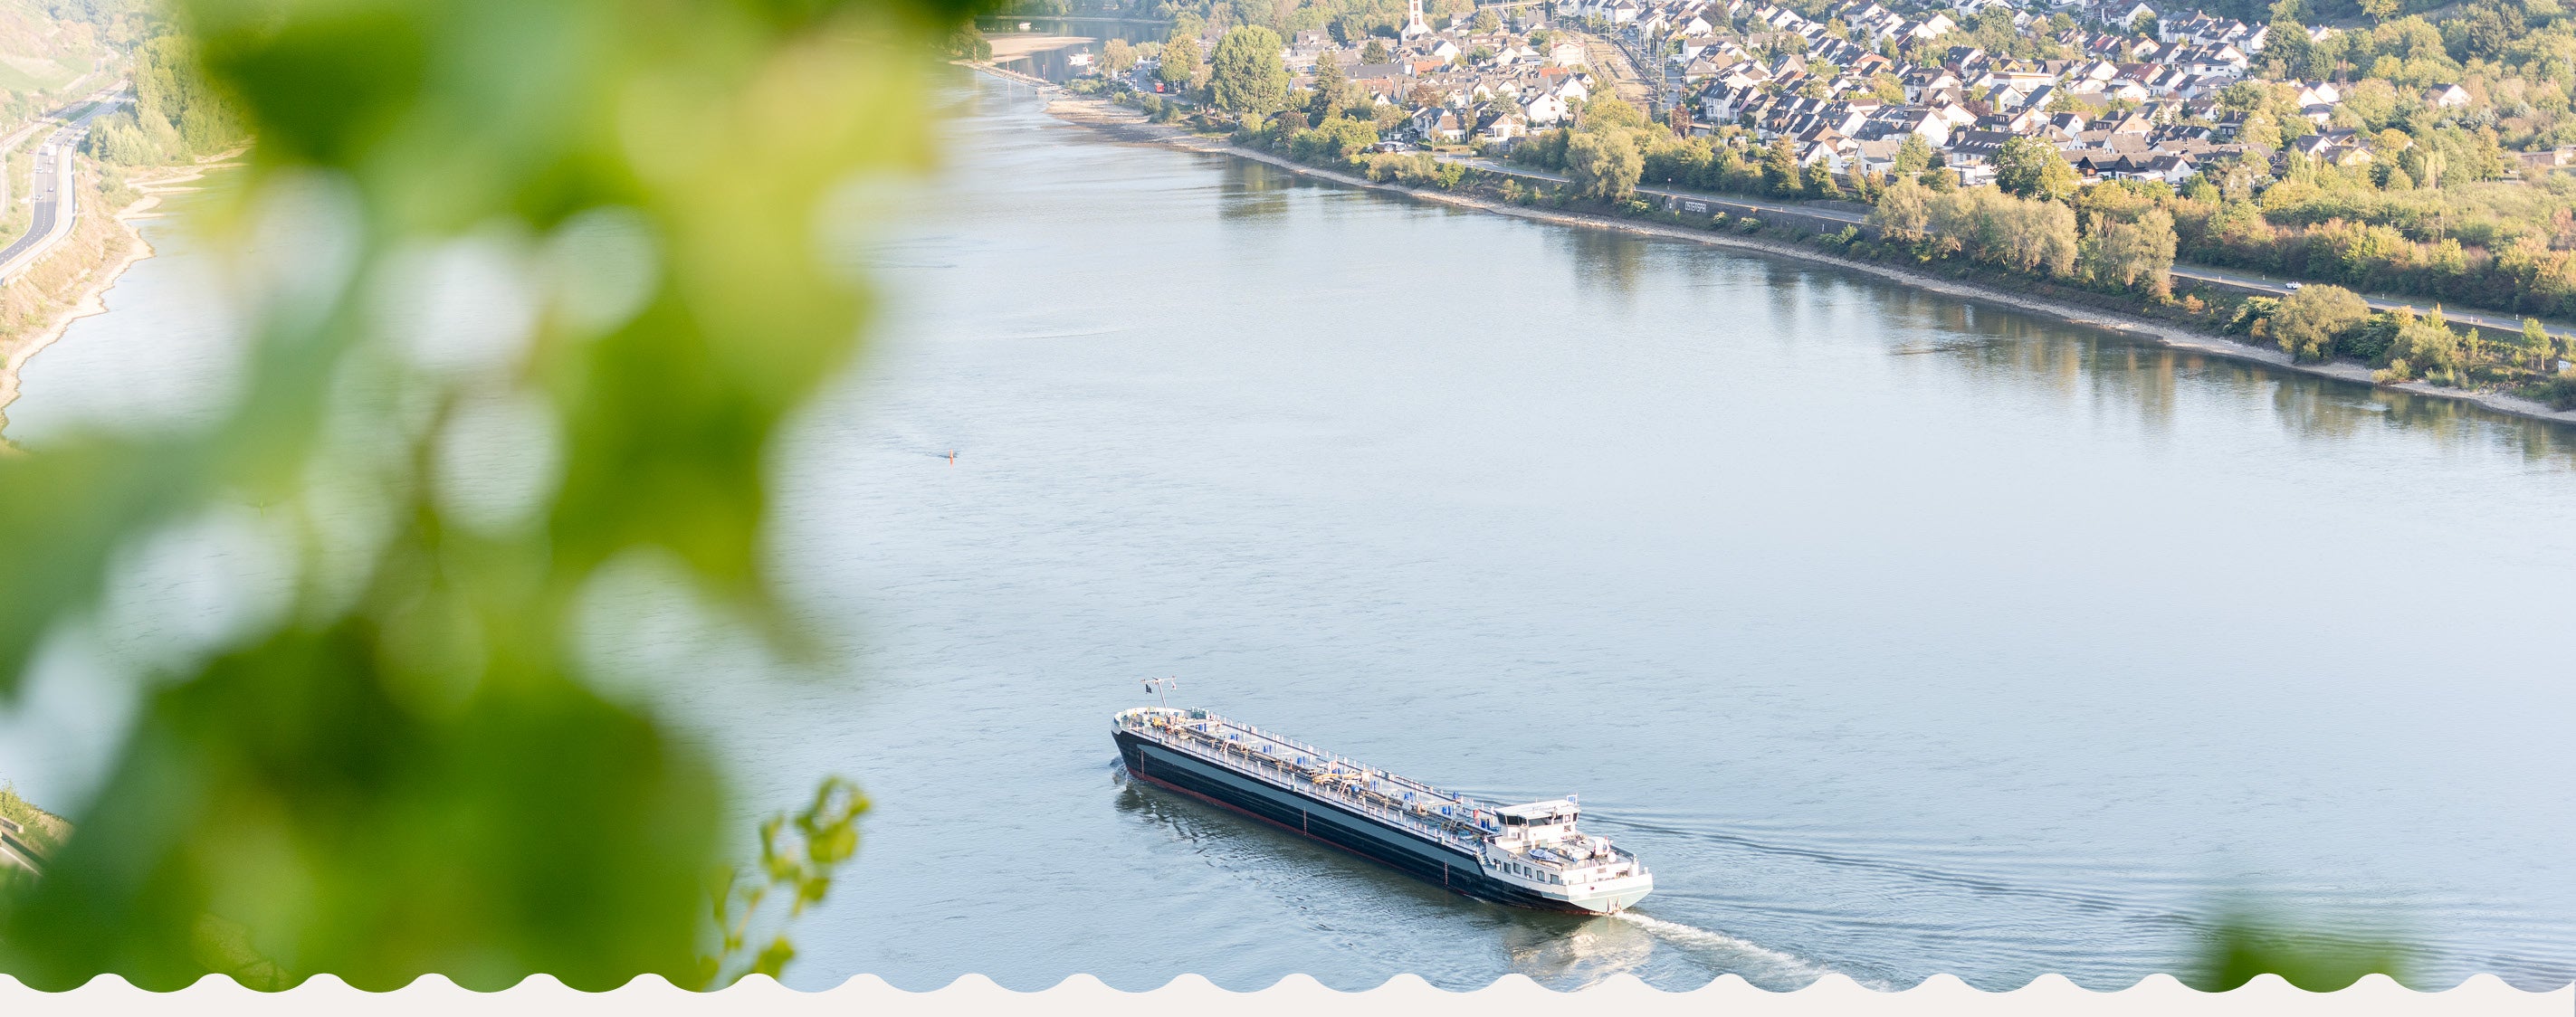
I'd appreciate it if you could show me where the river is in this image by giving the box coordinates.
[5,73,2572,992]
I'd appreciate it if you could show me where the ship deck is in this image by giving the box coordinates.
[1117,708,1495,854]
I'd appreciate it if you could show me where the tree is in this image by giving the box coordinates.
[1580,95,1647,131]
[1924,186,2078,277]
[1761,136,1801,195]
[2270,283,2371,361]
[2079,209,2179,297]
[1994,137,2077,203]
[2522,318,2559,371]
[1806,157,1840,198]
[1161,34,1204,92]
[128,35,241,159]
[1567,128,1643,201]
[1211,26,1290,117]
[1869,177,1932,243]
[1370,100,1407,132]
[1893,132,1933,177]
[2382,308,2466,381]
[1290,114,1379,163]
[2234,112,2280,153]
[1360,38,1391,63]
[1309,52,1351,119]
[1102,38,1138,76]
[1473,8,1501,31]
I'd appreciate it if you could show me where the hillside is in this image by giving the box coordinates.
[0,0,126,97]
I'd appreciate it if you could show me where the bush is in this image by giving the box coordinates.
[2271,284,2371,362]
[2225,296,2281,336]
[1360,151,1458,188]
[2540,368,2576,410]
[2342,312,2400,363]
[1287,115,1377,166]
[1736,216,1763,233]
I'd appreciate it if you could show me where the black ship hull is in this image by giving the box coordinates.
[1114,729,1594,912]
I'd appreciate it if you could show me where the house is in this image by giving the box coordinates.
[1904,13,1956,42]
[2291,128,2371,166]
[2425,83,2472,109]
[1943,128,2017,167]
[1702,82,1764,122]
[1852,136,1912,176]
[1410,106,1466,141]
[2135,152,2196,184]
[1523,91,1569,125]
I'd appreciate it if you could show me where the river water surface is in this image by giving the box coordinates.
[7,75,2573,992]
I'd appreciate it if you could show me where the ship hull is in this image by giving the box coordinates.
[1114,730,1637,914]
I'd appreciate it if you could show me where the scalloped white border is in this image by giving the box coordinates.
[0,971,2566,1014]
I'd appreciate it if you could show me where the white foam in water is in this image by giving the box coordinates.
[1612,911,1870,987]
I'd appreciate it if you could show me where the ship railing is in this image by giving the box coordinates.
[1123,710,1482,812]
[1134,711,1473,807]
[1132,723,1487,853]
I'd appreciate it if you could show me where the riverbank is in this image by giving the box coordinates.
[1009,75,2576,429]
[0,155,235,444]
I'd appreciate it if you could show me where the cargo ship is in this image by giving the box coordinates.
[1112,704,1654,914]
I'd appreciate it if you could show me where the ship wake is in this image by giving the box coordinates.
[1610,911,1865,987]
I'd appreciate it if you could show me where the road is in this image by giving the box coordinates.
[1444,157,2571,339]
[0,87,127,283]
[1449,156,1869,223]
[0,84,125,236]
[0,815,44,877]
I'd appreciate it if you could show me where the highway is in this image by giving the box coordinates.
[0,87,127,283]
[1445,156,2571,339]
[0,815,45,877]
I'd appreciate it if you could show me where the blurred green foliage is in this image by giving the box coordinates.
[2190,910,2414,992]
[701,776,867,987]
[1,0,980,992]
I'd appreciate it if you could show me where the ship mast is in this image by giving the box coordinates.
[1141,676,1178,709]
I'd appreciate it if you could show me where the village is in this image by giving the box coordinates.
[1084,0,2536,190]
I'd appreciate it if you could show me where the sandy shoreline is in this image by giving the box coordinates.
[1006,73,2576,429]
[0,157,236,442]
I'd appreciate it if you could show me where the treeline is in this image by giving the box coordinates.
[83,35,242,167]
[2233,283,2574,403]
[1498,100,2179,299]
[2171,195,2576,317]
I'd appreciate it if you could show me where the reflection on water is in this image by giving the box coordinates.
[979,18,1167,83]
[1499,913,1657,986]
[1217,160,1291,223]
